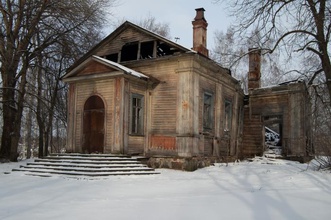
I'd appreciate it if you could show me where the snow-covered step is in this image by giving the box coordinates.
[34,158,141,165]
[13,166,155,173]
[25,161,145,168]
[43,156,137,161]
[50,153,131,158]
[12,153,159,177]
[14,168,159,177]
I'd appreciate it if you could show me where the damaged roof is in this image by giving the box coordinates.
[63,21,194,79]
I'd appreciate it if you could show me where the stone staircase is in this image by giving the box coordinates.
[12,153,159,177]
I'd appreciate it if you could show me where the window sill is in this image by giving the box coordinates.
[129,134,145,137]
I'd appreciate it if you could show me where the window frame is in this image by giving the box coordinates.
[203,92,214,131]
[130,93,144,135]
[224,99,232,132]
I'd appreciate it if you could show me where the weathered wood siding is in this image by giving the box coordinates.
[175,55,200,157]
[79,61,116,76]
[129,59,179,154]
[128,136,145,154]
[192,55,243,157]
[150,69,177,135]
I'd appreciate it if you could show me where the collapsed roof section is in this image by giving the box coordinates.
[64,21,193,77]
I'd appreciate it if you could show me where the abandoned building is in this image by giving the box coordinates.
[62,8,312,169]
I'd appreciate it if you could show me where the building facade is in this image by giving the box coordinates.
[63,8,312,168]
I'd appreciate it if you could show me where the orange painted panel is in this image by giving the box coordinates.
[151,136,176,150]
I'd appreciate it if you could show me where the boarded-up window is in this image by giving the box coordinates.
[203,93,214,131]
[130,93,144,135]
[224,100,232,131]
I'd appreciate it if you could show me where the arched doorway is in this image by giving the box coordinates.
[83,95,105,153]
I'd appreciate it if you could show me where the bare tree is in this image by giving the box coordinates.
[214,0,331,104]
[34,31,103,158]
[0,0,116,161]
[112,14,171,39]
[137,13,171,39]
[212,27,283,92]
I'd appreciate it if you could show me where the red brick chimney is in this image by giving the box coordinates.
[192,8,208,57]
[248,48,261,89]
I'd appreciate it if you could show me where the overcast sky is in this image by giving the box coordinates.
[108,0,233,50]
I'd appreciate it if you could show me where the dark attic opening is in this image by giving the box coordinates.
[140,41,154,59]
[121,42,139,61]
[107,40,182,63]
[157,41,176,56]
[105,53,118,62]
[263,115,283,157]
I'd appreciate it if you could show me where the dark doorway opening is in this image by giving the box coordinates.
[83,96,105,153]
[263,115,283,157]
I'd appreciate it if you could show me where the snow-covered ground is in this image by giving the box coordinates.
[0,158,330,220]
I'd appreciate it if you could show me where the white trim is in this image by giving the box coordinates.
[63,55,149,81]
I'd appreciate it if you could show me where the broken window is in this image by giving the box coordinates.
[109,40,182,62]
[224,100,232,132]
[105,40,183,63]
[130,93,144,135]
[203,93,214,131]
[121,42,138,62]
[156,41,178,57]
[140,41,154,59]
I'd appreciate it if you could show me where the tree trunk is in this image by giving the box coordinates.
[0,69,18,161]
[0,106,15,161]
[322,56,331,105]
[0,80,26,161]
[38,128,44,158]
[36,71,45,158]
[25,107,33,159]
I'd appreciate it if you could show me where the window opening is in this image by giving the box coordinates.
[203,93,213,130]
[156,42,178,57]
[121,42,138,62]
[115,40,182,62]
[131,94,144,135]
[224,100,232,132]
[140,41,154,59]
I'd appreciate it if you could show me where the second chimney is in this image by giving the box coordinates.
[192,8,209,57]
[248,48,261,89]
